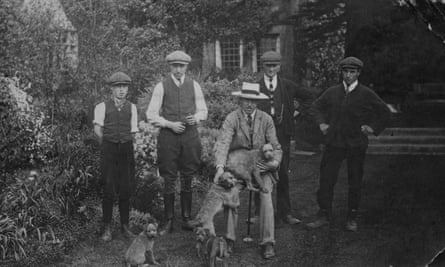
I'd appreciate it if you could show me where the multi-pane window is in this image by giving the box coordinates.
[221,39,240,72]
[257,34,279,72]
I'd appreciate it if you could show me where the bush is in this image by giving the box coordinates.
[0,77,54,174]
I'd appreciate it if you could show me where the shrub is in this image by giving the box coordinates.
[200,79,240,129]
[0,77,54,174]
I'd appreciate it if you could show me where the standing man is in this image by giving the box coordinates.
[255,50,314,224]
[307,56,390,232]
[93,71,138,241]
[146,50,208,234]
[214,82,282,259]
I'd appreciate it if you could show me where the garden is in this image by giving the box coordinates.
[2,0,445,266]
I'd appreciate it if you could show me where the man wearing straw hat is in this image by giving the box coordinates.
[213,82,282,259]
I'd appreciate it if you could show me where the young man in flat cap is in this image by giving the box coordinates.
[307,56,390,232]
[93,71,138,241]
[146,50,208,234]
[253,50,314,225]
[213,82,282,259]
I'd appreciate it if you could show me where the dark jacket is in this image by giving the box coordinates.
[257,76,314,135]
[311,83,390,147]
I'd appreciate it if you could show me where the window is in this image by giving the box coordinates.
[257,34,279,72]
[221,39,240,72]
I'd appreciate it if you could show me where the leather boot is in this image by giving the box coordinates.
[101,223,112,242]
[160,193,175,235]
[181,191,193,231]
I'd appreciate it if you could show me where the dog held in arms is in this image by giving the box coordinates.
[125,221,160,266]
[195,227,229,267]
[225,143,278,193]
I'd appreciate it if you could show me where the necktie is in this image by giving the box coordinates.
[247,114,254,146]
[269,78,275,115]
[177,78,182,86]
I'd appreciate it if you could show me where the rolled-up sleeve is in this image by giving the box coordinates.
[131,103,138,133]
[93,102,105,127]
[146,82,168,127]
[193,81,208,122]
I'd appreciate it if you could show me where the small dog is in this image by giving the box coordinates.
[125,222,159,267]
[187,172,240,236]
[195,227,229,267]
[226,143,278,193]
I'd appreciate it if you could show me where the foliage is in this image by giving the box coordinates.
[200,78,241,129]
[198,127,220,180]
[129,209,157,232]
[131,171,164,220]
[0,214,26,261]
[295,1,346,90]
[121,0,274,57]
[0,77,55,174]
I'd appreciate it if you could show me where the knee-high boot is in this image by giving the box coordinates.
[180,191,193,231]
[160,193,175,234]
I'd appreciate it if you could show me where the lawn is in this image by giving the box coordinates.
[54,153,445,267]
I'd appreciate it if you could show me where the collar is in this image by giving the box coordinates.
[264,75,277,91]
[171,74,185,86]
[343,80,358,93]
[242,109,256,120]
[113,97,126,109]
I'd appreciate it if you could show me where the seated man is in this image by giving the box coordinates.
[213,82,282,259]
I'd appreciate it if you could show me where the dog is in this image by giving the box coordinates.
[225,143,278,193]
[125,222,159,267]
[195,227,229,267]
[187,171,241,236]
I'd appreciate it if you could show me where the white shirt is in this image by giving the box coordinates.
[146,74,208,127]
[264,75,277,92]
[343,80,358,93]
[93,99,139,133]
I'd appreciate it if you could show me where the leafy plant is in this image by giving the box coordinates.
[0,214,27,260]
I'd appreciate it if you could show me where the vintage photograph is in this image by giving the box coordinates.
[1,0,444,266]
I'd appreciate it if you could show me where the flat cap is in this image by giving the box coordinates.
[107,71,131,86]
[339,56,363,69]
[166,50,191,65]
[260,51,282,64]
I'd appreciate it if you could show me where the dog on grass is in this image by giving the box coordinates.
[125,222,159,267]
[195,227,229,267]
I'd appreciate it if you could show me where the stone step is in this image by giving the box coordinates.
[381,128,445,136]
[367,144,445,155]
[368,135,445,144]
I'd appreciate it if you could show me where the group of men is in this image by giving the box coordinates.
[93,49,391,259]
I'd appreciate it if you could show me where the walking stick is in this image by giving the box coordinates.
[243,190,254,243]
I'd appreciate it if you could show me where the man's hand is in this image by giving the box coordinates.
[361,125,374,135]
[168,121,186,133]
[214,166,224,183]
[257,160,279,172]
[184,115,197,125]
[320,123,329,135]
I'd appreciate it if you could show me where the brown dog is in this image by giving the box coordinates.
[226,143,277,193]
[125,222,159,266]
[187,172,240,236]
[195,227,229,267]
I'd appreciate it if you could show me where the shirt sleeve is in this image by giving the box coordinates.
[146,82,168,127]
[193,81,208,122]
[131,103,138,133]
[93,102,105,127]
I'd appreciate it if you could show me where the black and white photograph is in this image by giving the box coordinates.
[1,0,445,266]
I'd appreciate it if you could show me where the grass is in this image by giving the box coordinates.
[51,153,445,267]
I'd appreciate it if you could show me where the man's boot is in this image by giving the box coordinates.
[101,223,112,242]
[180,191,193,231]
[160,193,175,235]
[306,209,330,229]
